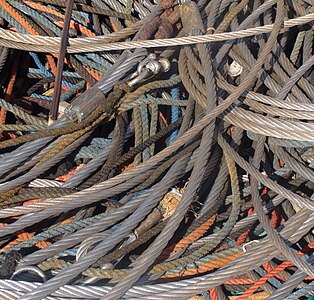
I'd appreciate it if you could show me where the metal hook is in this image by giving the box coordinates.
[242,240,260,253]
[136,53,156,74]
[11,266,47,282]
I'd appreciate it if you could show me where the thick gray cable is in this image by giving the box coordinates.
[103,9,220,298]
[0,49,147,179]
[3,203,311,299]
[19,153,194,300]
[251,136,314,278]
[276,54,314,101]
[0,13,313,52]
[267,255,314,299]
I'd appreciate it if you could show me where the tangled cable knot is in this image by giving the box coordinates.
[0,0,312,299]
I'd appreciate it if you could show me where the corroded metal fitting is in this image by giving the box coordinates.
[128,55,171,87]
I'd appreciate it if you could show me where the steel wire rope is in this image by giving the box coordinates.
[0,13,313,52]
[19,153,194,300]
[251,136,314,278]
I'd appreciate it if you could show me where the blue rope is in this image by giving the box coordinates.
[284,281,314,299]
[258,230,267,237]
[130,190,146,201]
[8,0,62,36]
[75,54,104,74]
[0,7,73,88]
[0,7,26,33]
[60,80,86,102]
[30,53,74,88]
[72,10,91,27]
[28,68,81,79]
[75,138,112,160]
[30,81,85,103]
[30,93,53,101]
[0,212,108,263]
[169,82,180,145]
[86,53,113,71]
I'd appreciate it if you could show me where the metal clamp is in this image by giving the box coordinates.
[178,0,187,6]
[128,54,170,87]
[227,60,243,77]
[64,105,84,123]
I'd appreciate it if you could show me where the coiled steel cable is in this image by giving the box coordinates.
[0,0,313,299]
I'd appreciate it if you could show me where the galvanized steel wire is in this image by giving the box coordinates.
[0,0,313,299]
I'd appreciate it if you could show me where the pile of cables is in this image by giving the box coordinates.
[0,0,313,299]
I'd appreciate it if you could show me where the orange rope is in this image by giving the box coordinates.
[262,262,272,273]
[22,198,44,206]
[23,0,64,19]
[161,251,242,278]
[261,187,268,196]
[159,214,216,259]
[236,262,295,299]
[121,162,135,172]
[110,19,120,33]
[83,67,101,81]
[55,21,95,37]
[0,51,21,140]
[147,104,169,127]
[0,232,33,253]
[23,0,96,37]
[0,166,85,254]
[56,164,85,181]
[46,54,57,75]
[0,52,20,125]
[225,278,255,285]
[159,111,169,126]
[270,208,279,229]
[0,0,38,35]
[0,232,51,253]
[209,288,219,300]
[236,241,314,299]
[2,0,100,88]
[236,208,254,245]
[1,0,60,81]
[262,262,285,281]
[236,229,250,245]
